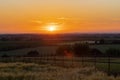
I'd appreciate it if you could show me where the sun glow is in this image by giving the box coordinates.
[40,22,61,33]
[47,24,58,32]
[48,25,56,31]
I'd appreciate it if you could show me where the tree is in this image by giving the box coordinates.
[1,54,9,58]
[56,45,73,57]
[90,48,103,57]
[73,43,90,57]
[99,39,105,44]
[26,50,39,57]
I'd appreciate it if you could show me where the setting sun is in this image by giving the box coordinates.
[48,25,56,32]
[40,23,61,33]
[46,24,59,32]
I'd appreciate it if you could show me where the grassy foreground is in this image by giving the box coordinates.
[0,62,119,80]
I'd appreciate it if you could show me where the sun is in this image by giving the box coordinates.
[41,22,60,33]
[47,25,57,32]
[48,25,56,31]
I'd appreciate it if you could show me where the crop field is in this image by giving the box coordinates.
[0,57,120,76]
[0,41,43,49]
[0,41,120,79]
[1,41,120,56]
[91,44,120,53]
[0,62,120,80]
[97,63,120,74]
[0,41,58,52]
[0,41,58,56]
[1,44,120,57]
[0,46,57,56]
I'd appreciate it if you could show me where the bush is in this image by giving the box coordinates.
[56,45,73,56]
[26,50,39,57]
[1,54,9,58]
[73,43,90,57]
[90,48,104,57]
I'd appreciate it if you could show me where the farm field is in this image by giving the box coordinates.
[0,40,58,52]
[0,41,43,50]
[0,46,57,56]
[91,44,120,53]
[0,57,120,76]
[1,44,120,56]
[0,62,119,80]
[0,41,120,77]
[97,63,120,74]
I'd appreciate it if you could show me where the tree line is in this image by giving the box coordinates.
[56,43,120,57]
[1,43,120,58]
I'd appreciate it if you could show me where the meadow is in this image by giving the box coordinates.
[0,46,57,56]
[0,62,120,80]
[0,57,120,76]
[91,44,120,53]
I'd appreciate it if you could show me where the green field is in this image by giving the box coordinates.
[0,46,57,56]
[0,40,58,52]
[91,44,120,53]
[0,41,43,47]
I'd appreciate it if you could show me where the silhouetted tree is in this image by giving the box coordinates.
[1,54,9,58]
[99,39,105,44]
[56,45,73,56]
[95,40,99,44]
[73,43,90,57]
[90,48,103,57]
[26,50,39,57]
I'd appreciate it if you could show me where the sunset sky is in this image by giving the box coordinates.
[0,0,120,34]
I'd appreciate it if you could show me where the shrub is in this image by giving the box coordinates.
[26,50,39,57]
[73,43,90,57]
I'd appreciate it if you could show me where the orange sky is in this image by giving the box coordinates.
[0,0,120,34]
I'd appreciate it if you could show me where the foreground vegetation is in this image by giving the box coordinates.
[0,62,119,80]
[0,57,120,74]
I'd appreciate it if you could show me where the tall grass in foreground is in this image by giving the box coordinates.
[0,62,119,80]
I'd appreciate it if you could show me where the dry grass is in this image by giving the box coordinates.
[0,62,119,80]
